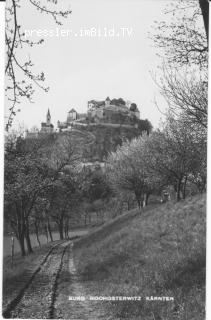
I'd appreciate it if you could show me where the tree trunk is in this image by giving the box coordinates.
[15,205,26,256]
[59,227,64,240]
[145,193,150,206]
[25,231,33,254]
[34,222,41,247]
[64,225,67,239]
[44,225,49,243]
[199,0,209,42]
[58,219,64,240]
[135,191,142,213]
[47,220,53,242]
[177,179,182,201]
[64,218,69,239]
[35,232,41,248]
[25,217,33,254]
[18,234,26,257]
[182,176,188,199]
[136,198,141,213]
[66,220,69,238]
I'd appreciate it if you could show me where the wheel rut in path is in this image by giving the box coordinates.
[3,241,70,319]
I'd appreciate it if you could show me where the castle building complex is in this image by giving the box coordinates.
[87,97,140,123]
[26,97,141,136]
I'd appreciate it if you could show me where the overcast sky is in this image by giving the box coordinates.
[6,0,176,130]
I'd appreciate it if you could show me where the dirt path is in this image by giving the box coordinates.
[3,241,70,319]
[55,242,112,320]
[3,241,114,319]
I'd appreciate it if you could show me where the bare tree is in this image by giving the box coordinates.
[154,66,208,128]
[5,0,71,130]
[151,0,208,69]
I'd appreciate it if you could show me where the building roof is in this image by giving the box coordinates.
[105,96,110,101]
[69,108,77,113]
[47,108,51,117]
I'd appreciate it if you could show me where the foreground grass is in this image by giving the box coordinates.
[74,194,206,320]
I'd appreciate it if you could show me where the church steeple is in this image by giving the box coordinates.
[46,108,51,125]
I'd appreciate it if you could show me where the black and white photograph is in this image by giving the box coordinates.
[2,0,208,319]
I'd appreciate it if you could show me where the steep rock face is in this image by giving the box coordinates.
[49,118,152,163]
[80,125,143,161]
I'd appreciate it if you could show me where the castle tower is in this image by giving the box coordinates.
[40,108,54,133]
[46,108,51,125]
[105,96,110,107]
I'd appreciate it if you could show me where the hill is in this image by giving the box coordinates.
[73,194,206,320]
[26,116,152,163]
[74,124,147,161]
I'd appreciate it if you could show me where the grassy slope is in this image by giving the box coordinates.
[73,194,206,320]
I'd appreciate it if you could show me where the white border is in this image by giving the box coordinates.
[0,2,210,319]
[0,2,5,319]
[206,7,211,318]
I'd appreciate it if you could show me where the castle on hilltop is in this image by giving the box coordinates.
[26,97,141,136]
[87,97,140,122]
[57,97,140,131]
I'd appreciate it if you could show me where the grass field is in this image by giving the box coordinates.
[73,194,206,320]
